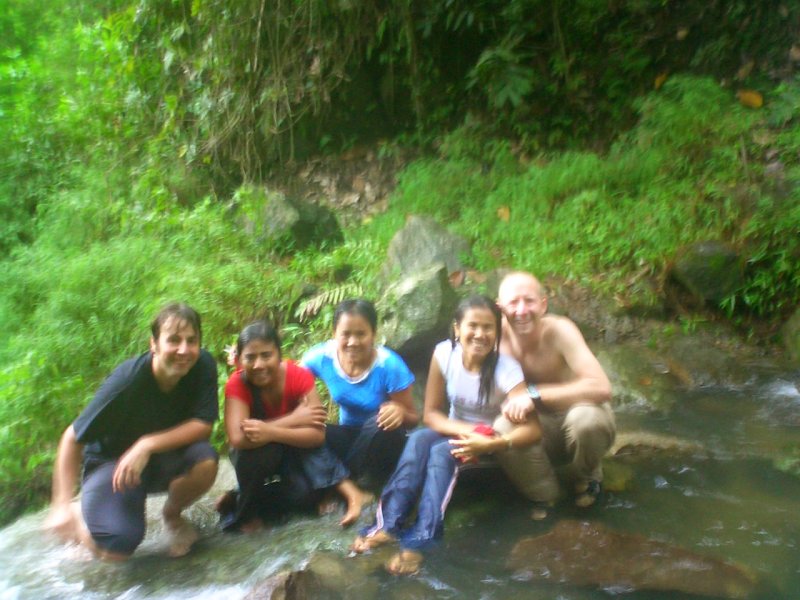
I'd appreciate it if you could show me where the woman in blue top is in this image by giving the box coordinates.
[351,295,545,575]
[302,299,418,499]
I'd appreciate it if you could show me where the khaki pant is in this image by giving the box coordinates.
[493,402,616,503]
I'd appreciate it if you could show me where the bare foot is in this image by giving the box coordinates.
[317,491,340,516]
[164,517,199,558]
[239,517,265,534]
[385,550,423,576]
[340,491,374,527]
[214,490,237,514]
[350,529,394,554]
[574,480,601,508]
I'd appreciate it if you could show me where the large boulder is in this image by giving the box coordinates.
[782,307,800,364]
[507,520,757,599]
[669,241,743,305]
[233,184,342,252]
[379,263,459,370]
[381,215,472,280]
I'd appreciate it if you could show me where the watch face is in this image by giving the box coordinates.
[527,384,541,400]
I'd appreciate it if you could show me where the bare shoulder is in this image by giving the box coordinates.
[541,314,586,342]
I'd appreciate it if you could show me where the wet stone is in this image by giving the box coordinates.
[507,519,758,599]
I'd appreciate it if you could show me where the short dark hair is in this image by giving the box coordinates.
[151,303,202,342]
[333,298,378,333]
[236,320,282,359]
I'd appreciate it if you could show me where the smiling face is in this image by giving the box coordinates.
[150,316,200,390]
[238,338,282,389]
[334,312,376,368]
[454,306,499,366]
[497,273,547,336]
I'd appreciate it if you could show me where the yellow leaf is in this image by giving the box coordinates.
[736,89,763,109]
[497,206,510,222]
[654,72,668,90]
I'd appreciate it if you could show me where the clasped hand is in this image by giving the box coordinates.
[449,431,493,462]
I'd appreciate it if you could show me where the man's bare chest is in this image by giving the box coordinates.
[518,350,570,384]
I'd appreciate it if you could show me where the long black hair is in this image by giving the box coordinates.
[451,295,503,404]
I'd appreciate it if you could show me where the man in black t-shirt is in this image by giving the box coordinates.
[44,303,219,560]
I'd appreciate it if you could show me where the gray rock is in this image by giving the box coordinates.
[670,241,743,304]
[379,263,458,370]
[507,520,758,599]
[233,184,342,252]
[381,215,472,280]
[245,552,379,600]
[244,568,324,600]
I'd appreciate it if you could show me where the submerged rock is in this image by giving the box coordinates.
[610,430,706,457]
[245,551,381,600]
[507,520,757,599]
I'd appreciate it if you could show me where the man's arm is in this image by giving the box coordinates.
[43,425,85,542]
[503,319,611,422]
[536,318,611,411]
[451,382,544,461]
[112,418,212,493]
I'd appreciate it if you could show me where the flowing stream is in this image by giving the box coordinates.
[2,342,799,599]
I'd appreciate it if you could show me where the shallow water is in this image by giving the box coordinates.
[2,357,799,599]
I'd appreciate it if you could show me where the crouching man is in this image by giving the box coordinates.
[43,303,219,560]
[498,272,615,511]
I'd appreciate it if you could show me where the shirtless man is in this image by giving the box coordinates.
[43,303,219,560]
[498,272,615,508]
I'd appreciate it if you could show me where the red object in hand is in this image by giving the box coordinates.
[473,423,496,437]
[456,424,497,464]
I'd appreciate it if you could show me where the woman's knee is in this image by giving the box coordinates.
[428,438,456,469]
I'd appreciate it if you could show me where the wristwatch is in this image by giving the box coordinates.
[527,384,545,411]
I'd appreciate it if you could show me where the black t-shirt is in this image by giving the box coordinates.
[73,349,218,463]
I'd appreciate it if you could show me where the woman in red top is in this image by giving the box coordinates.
[219,320,367,532]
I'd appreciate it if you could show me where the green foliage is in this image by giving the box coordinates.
[387,75,796,313]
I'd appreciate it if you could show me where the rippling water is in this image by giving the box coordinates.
[2,354,799,599]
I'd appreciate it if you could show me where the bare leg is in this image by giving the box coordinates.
[162,458,217,557]
[385,550,423,576]
[336,479,373,527]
